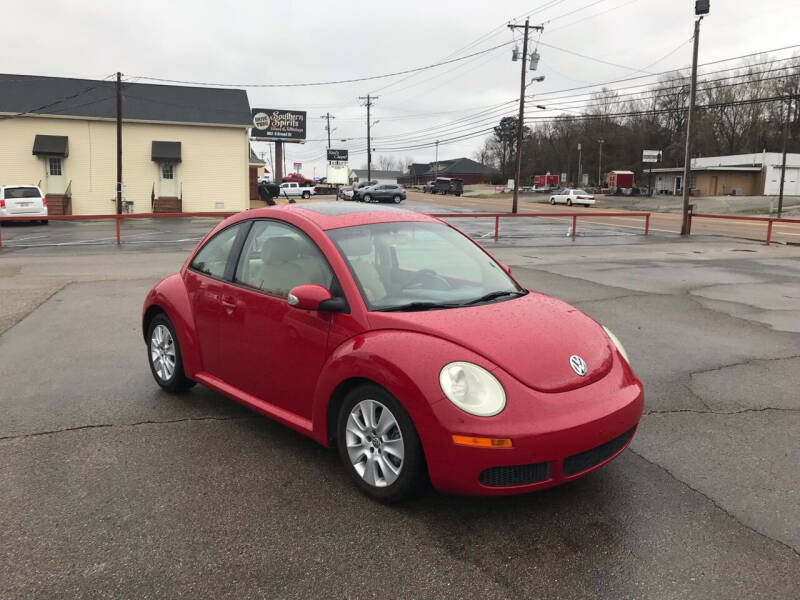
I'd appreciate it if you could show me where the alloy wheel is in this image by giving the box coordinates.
[150,324,176,381]
[345,399,405,487]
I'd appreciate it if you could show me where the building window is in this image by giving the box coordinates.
[49,157,62,176]
[161,163,175,180]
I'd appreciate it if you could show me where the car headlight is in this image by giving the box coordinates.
[439,362,506,417]
[602,326,629,364]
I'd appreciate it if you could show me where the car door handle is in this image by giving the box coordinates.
[220,296,238,311]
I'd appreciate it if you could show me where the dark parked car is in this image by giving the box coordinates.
[351,181,378,201]
[430,177,463,196]
[360,184,406,204]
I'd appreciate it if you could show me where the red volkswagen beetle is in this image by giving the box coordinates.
[143,203,643,501]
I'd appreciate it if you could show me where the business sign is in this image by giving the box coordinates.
[326,148,349,184]
[327,149,348,162]
[642,149,662,163]
[327,164,349,185]
[251,109,307,142]
[293,162,302,171]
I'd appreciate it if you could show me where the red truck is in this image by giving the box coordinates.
[607,170,635,191]
[282,172,315,186]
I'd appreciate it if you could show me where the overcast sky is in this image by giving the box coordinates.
[3,0,799,177]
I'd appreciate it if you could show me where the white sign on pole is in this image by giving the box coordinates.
[642,149,662,163]
[561,172,567,183]
[327,164,349,185]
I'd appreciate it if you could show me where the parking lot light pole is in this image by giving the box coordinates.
[508,18,544,213]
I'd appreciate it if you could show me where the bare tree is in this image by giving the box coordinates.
[376,155,398,171]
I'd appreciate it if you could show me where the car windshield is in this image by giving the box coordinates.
[328,222,525,311]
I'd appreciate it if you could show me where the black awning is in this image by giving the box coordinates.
[151,141,182,162]
[32,135,68,157]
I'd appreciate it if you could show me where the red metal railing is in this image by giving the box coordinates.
[0,212,236,248]
[688,213,800,245]
[429,211,651,240]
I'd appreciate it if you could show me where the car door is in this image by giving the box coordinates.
[216,219,337,419]
[183,222,248,376]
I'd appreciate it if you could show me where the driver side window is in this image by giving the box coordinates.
[234,220,333,298]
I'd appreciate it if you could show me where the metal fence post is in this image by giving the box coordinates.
[115,215,121,245]
[765,220,773,246]
[644,214,650,235]
[571,215,577,238]
[494,216,499,241]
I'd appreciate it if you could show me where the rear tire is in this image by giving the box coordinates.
[147,313,195,393]
[550,197,555,205]
[337,384,425,502]
[393,195,402,204]
[302,191,310,199]
[567,199,573,206]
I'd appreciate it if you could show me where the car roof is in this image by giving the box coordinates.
[244,202,439,231]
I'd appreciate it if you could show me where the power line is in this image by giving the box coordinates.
[131,41,514,89]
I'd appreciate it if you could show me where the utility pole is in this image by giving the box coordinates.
[320,112,336,149]
[577,143,582,186]
[777,94,792,218]
[508,18,544,213]
[597,139,604,188]
[681,1,708,235]
[115,71,122,215]
[434,140,440,177]
[275,142,283,183]
[358,95,377,181]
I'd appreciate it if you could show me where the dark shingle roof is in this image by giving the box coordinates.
[0,74,251,127]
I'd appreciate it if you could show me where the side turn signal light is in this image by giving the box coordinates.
[452,435,513,449]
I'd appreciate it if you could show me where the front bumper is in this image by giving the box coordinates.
[419,357,643,495]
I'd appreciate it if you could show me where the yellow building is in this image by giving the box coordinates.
[0,74,252,215]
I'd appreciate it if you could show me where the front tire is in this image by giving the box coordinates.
[363,194,372,203]
[147,313,195,393]
[337,384,425,502]
[550,197,555,204]
[567,199,573,206]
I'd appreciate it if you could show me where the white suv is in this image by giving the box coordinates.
[0,185,48,222]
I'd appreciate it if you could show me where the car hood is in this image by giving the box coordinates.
[367,292,613,393]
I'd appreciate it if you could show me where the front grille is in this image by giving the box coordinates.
[479,462,550,487]
[562,428,633,476]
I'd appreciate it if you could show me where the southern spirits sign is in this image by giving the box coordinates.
[251,109,307,142]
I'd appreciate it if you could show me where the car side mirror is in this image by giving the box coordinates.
[287,284,346,312]
[498,262,512,275]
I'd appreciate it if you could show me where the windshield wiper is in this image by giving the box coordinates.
[462,290,526,306]
[378,301,462,312]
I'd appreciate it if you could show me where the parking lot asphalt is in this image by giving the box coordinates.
[1,219,799,598]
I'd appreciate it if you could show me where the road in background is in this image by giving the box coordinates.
[406,191,800,244]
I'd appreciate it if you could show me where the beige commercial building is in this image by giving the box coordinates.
[0,74,253,215]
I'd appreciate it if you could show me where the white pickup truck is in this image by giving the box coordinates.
[278,182,316,199]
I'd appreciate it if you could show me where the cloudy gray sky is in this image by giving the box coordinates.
[4,0,798,177]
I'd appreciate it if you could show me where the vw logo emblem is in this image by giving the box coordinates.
[569,355,587,376]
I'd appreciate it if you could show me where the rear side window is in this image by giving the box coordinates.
[4,187,42,199]
[190,224,243,279]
